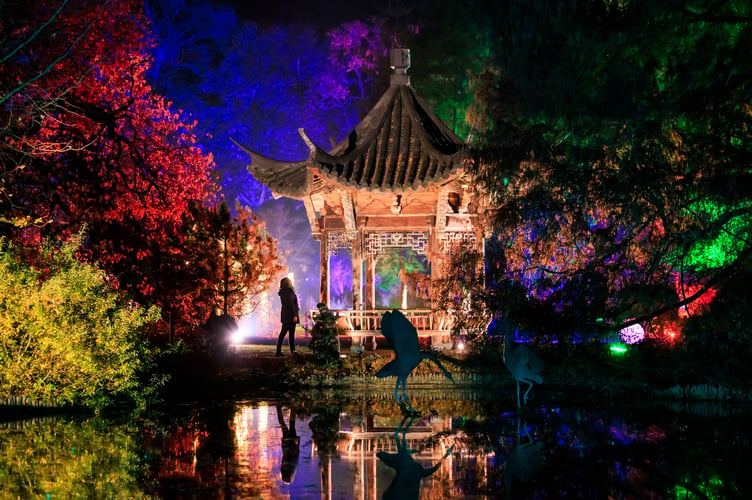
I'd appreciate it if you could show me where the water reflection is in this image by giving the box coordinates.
[376,416,453,500]
[1,395,750,498]
[276,406,300,484]
[504,419,544,495]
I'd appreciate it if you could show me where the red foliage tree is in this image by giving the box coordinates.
[1,0,222,337]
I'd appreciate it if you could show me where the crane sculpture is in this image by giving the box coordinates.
[503,328,544,408]
[377,416,454,500]
[505,418,545,495]
[376,309,455,414]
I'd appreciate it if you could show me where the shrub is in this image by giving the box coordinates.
[308,303,341,368]
[0,237,160,408]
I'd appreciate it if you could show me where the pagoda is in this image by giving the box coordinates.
[233,49,485,347]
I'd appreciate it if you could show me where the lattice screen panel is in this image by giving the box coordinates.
[364,231,429,256]
[439,231,477,252]
[327,231,354,257]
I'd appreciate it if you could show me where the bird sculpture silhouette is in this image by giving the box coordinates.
[376,310,455,414]
[503,328,544,408]
[377,416,454,500]
[505,418,544,497]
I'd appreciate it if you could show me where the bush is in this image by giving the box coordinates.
[308,303,341,368]
[0,236,160,408]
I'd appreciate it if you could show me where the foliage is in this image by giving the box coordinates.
[1,0,218,338]
[0,416,151,498]
[374,247,429,308]
[145,1,390,208]
[1,0,216,234]
[253,198,319,314]
[308,403,340,462]
[419,240,493,340]
[325,19,390,106]
[0,236,160,408]
[466,0,752,338]
[189,199,285,319]
[409,0,494,139]
[308,303,341,368]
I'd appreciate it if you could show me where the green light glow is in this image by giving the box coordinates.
[683,199,751,271]
[609,344,628,355]
[673,474,729,499]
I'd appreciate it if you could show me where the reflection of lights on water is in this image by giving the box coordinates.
[232,404,281,495]
[619,323,645,344]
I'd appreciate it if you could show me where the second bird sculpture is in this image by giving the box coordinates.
[503,329,544,408]
[377,310,455,414]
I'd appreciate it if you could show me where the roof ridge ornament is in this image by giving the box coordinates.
[389,48,410,86]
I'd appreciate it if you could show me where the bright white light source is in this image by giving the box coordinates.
[230,323,248,345]
[619,323,645,344]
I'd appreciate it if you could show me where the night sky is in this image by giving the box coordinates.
[223,0,401,28]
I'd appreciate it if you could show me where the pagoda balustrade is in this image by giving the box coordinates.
[310,308,454,348]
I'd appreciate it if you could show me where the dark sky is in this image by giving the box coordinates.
[224,0,388,28]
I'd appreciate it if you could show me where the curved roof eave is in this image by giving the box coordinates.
[230,136,310,200]
[297,83,466,192]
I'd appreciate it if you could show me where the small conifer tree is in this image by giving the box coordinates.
[309,303,341,368]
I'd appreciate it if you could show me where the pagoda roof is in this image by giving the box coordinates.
[233,53,467,199]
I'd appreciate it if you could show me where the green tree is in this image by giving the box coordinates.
[0,236,160,408]
[467,0,752,338]
[308,303,341,368]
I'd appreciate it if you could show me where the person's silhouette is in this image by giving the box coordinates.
[277,406,300,484]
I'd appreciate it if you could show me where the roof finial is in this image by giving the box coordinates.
[389,48,410,86]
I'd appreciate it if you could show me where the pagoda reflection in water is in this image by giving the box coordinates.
[228,404,494,499]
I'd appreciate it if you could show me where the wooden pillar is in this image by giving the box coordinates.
[430,232,444,282]
[320,232,329,306]
[352,230,362,311]
[364,251,377,350]
[351,231,364,353]
[365,253,374,310]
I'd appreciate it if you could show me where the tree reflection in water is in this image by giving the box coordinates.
[0,396,749,498]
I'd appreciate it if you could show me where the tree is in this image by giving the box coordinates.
[1,0,219,337]
[144,1,411,210]
[466,0,752,339]
[200,199,285,318]
[0,236,160,408]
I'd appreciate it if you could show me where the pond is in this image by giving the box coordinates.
[1,389,750,499]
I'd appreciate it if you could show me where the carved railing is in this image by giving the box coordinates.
[310,308,454,344]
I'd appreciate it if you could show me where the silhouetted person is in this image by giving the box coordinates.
[276,277,300,356]
[276,406,300,484]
